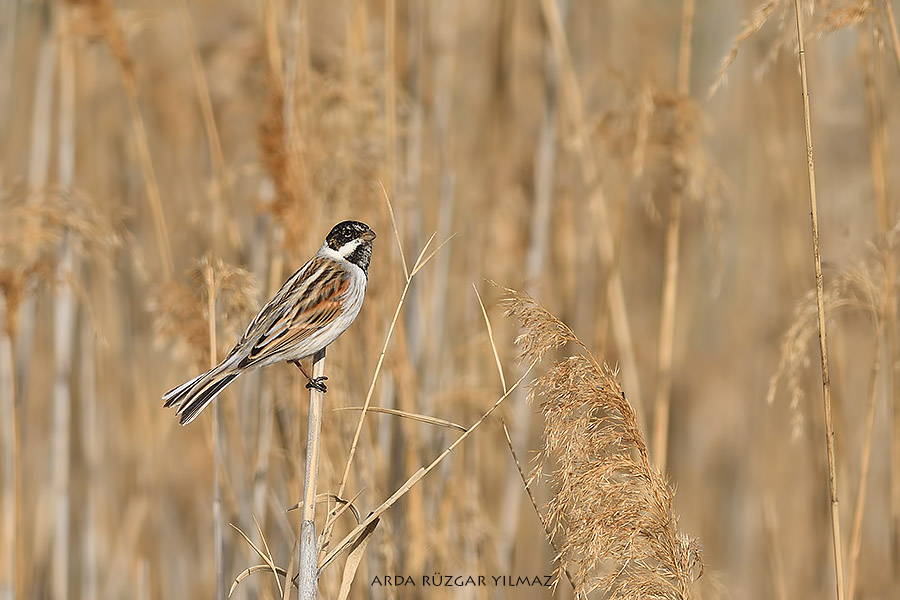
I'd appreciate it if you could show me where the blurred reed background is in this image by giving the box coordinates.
[1,0,899,598]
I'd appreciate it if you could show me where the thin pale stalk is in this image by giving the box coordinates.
[498,1,564,571]
[284,0,299,142]
[861,15,899,583]
[883,0,900,74]
[0,0,17,171]
[298,349,326,600]
[763,495,788,600]
[248,211,276,599]
[384,0,396,195]
[847,334,880,600]
[26,3,55,196]
[177,0,233,252]
[120,72,173,278]
[263,0,283,80]
[400,3,427,576]
[0,296,17,600]
[792,3,845,599]
[206,266,224,600]
[17,3,55,407]
[78,0,172,276]
[537,0,644,427]
[423,0,457,403]
[652,0,694,473]
[79,319,99,600]
[52,11,77,595]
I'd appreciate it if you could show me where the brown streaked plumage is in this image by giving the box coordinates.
[163,220,375,425]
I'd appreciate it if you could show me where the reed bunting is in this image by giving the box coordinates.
[163,220,376,425]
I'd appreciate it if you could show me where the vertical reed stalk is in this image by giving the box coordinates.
[177,0,232,253]
[401,3,426,574]
[883,0,900,74]
[205,266,224,600]
[847,334,880,600]
[52,8,77,596]
[18,2,56,406]
[246,209,275,599]
[0,0,17,172]
[498,0,564,571]
[79,320,99,600]
[651,0,694,473]
[537,0,645,426]
[0,295,16,600]
[384,0,396,195]
[860,14,899,583]
[120,73,173,279]
[792,3,845,598]
[298,349,326,600]
[763,494,788,600]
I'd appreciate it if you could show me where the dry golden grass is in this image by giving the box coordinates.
[1,0,899,598]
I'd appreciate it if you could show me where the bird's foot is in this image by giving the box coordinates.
[305,376,328,393]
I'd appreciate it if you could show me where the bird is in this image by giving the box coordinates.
[163,220,376,425]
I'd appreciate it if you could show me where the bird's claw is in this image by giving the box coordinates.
[305,376,328,393]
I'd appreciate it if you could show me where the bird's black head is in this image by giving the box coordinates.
[325,220,376,274]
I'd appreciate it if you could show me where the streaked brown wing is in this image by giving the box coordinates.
[239,256,350,366]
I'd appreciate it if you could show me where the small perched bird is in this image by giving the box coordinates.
[163,220,376,425]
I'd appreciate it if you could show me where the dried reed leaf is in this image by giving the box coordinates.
[336,518,379,600]
[333,406,466,432]
[228,564,289,598]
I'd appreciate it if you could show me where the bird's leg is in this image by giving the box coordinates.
[290,359,328,393]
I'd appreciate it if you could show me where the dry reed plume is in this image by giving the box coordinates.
[503,288,703,599]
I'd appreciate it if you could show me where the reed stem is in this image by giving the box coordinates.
[652,0,694,473]
[792,3,845,598]
[298,349,326,599]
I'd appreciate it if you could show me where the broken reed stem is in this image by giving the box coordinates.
[847,334,880,600]
[205,265,224,600]
[298,349,326,600]
[651,0,694,473]
[792,4,845,599]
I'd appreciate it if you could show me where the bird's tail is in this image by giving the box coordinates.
[162,366,240,426]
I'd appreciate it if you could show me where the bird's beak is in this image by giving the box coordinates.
[362,230,376,242]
